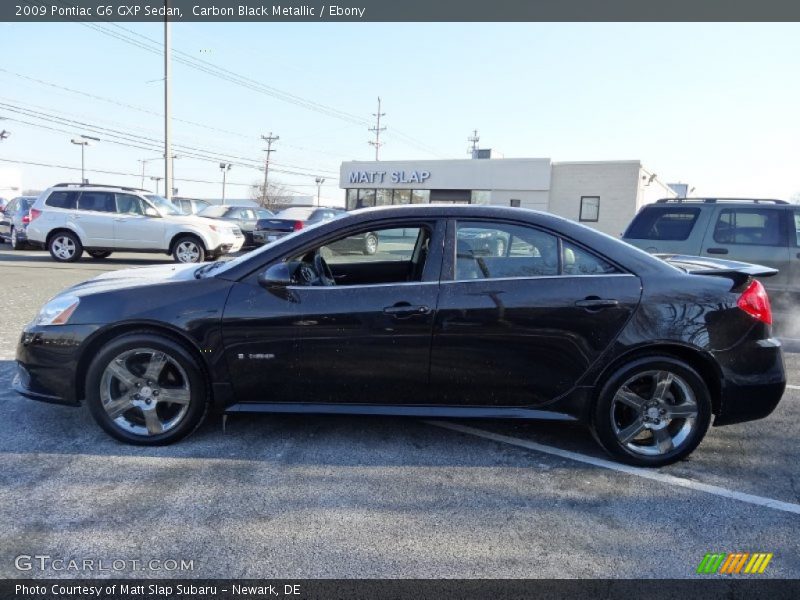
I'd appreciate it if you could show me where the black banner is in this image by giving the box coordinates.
[3,579,800,600]
[5,0,800,22]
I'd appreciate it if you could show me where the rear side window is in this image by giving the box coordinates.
[45,191,79,209]
[562,241,619,275]
[77,192,116,213]
[713,208,783,246]
[624,207,701,241]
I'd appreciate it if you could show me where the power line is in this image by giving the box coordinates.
[260,132,279,202]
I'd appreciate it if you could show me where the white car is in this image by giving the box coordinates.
[26,184,244,263]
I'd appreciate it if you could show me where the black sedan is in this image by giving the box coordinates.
[14,205,785,466]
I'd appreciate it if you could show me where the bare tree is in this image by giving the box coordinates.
[250,179,291,210]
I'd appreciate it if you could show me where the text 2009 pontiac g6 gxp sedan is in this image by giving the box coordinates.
[14,205,785,466]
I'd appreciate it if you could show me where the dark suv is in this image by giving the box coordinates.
[623,198,799,327]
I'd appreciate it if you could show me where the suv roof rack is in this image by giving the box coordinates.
[53,183,152,193]
[656,197,789,205]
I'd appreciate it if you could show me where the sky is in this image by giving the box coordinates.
[1,22,799,203]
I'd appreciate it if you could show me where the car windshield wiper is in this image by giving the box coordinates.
[194,260,226,279]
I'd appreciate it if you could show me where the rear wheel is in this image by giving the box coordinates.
[363,232,378,255]
[591,356,711,467]
[88,250,112,259]
[85,333,208,445]
[172,235,206,263]
[48,231,83,262]
[11,227,26,250]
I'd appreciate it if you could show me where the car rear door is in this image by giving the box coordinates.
[699,206,791,298]
[73,191,116,246]
[430,219,642,407]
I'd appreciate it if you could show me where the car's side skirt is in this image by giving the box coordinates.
[224,402,578,421]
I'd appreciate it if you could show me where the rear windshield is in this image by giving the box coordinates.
[198,206,229,218]
[276,207,317,221]
[624,207,701,241]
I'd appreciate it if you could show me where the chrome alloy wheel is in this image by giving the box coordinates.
[51,235,77,260]
[365,234,378,254]
[99,347,191,436]
[175,240,201,263]
[610,370,698,456]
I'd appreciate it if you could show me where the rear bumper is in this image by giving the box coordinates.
[253,230,290,245]
[712,337,786,426]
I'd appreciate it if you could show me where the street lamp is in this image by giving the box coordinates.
[315,177,325,206]
[138,156,162,188]
[70,134,99,183]
[0,130,10,142]
[219,162,232,204]
[150,176,163,195]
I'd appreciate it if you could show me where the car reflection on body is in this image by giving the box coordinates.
[14,205,785,467]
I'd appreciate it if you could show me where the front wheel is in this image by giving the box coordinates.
[172,236,206,263]
[591,356,711,467]
[48,231,83,262]
[85,333,208,445]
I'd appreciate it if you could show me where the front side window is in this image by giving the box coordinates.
[116,194,145,215]
[144,194,181,216]
[624,207,701,241]
[579,196,600,222]
[77,192,116,213]
[45,191,79,209]
[713,208,783,246]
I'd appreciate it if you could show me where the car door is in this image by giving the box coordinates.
[221,219,444,405]
[430,219,642,407]
[72,192,116,246]
[700,206,790,297]
[113,194,166,249]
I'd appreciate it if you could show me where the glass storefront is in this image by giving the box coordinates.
[346,188,487,210]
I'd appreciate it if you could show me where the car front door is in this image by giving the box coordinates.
[113,194,165,249]
[73,192,116,246]
[430,219,642,408]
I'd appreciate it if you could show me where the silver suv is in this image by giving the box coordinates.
[26,183,244,263]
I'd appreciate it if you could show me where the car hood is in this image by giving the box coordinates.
[65,263,201,296]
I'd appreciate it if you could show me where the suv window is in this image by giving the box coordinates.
[77,192,116,213]
[713,208,783,246]
[116,193,145,215]
[45,191,79,209]
[624,207,701,241]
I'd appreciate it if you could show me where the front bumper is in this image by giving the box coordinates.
[712,337,786,426]
[14,324,100,407]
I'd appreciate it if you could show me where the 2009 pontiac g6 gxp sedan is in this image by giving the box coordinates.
[14,205,786,466]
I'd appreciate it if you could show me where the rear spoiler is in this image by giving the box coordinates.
[655,254,778,287]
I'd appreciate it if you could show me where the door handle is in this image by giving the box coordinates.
[575,298,619,309]
[383,303,431,318]
[706,247,729,255]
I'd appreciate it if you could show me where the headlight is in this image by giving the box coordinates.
[34,295,80,326]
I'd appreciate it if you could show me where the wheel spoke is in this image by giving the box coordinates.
[615,386,648,410]
[143,409,164,435]
[143,351,168,381]
[105,394,134,420]
[652,427,674,454]
[664,401,697,420]
[617,420,646,444]
[652,371,674,402]
[107,361,138,389]
[157,387,190,405]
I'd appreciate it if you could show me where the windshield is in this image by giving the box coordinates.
[198,205,228,218]
[144,194,181,216]
[276,206,316,220]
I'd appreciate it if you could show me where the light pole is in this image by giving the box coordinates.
[138,156,162,188]
[219,163,232,204]
[315,177,325,206]
[150,176,163,194]
[70,134,99,183]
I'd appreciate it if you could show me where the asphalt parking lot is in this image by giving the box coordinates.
[0,246,798,579]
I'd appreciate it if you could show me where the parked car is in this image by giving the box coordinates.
[172,197,211,215]
[197,204,274,248]
[254,206,379,255]
[14,205,785,467]
[0,196,37,249]
[622,198,799,310]
[25,183,244,263]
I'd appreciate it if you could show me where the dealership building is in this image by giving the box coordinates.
[339,156,677,236]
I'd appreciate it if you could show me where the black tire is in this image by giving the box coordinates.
[10,227,27,250]
[88,250,112,259]
[172,235,206,263]
[85,332,208,445]
[363,232,379,255]
[591,356,712,467]
[48,230,83,262]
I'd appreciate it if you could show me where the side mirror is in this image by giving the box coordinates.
[258,263,293,288]
[144,206,160,217]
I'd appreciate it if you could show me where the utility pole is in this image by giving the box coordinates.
[368,97,385,160]
[164,5,172,201]
[467,129,480,158]
[315,177,325,206]
[220,163,232,204]
[260,132,279,204]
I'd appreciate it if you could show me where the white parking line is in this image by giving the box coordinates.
[787,384,800,390]
[425,420,800,516]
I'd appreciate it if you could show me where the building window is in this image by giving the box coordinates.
[411,190,430,204]
[393,190,411,205]
[470,190,491,205]
[579,196,600,222]
[509,199,521,208]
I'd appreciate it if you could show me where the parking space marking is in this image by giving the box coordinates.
[425,420,800,516]
[787,384,800,390]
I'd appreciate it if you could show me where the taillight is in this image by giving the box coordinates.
[29,208,41,221]
[293,220,304,231]
[22,214,30,224]
[737,279,772,325]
